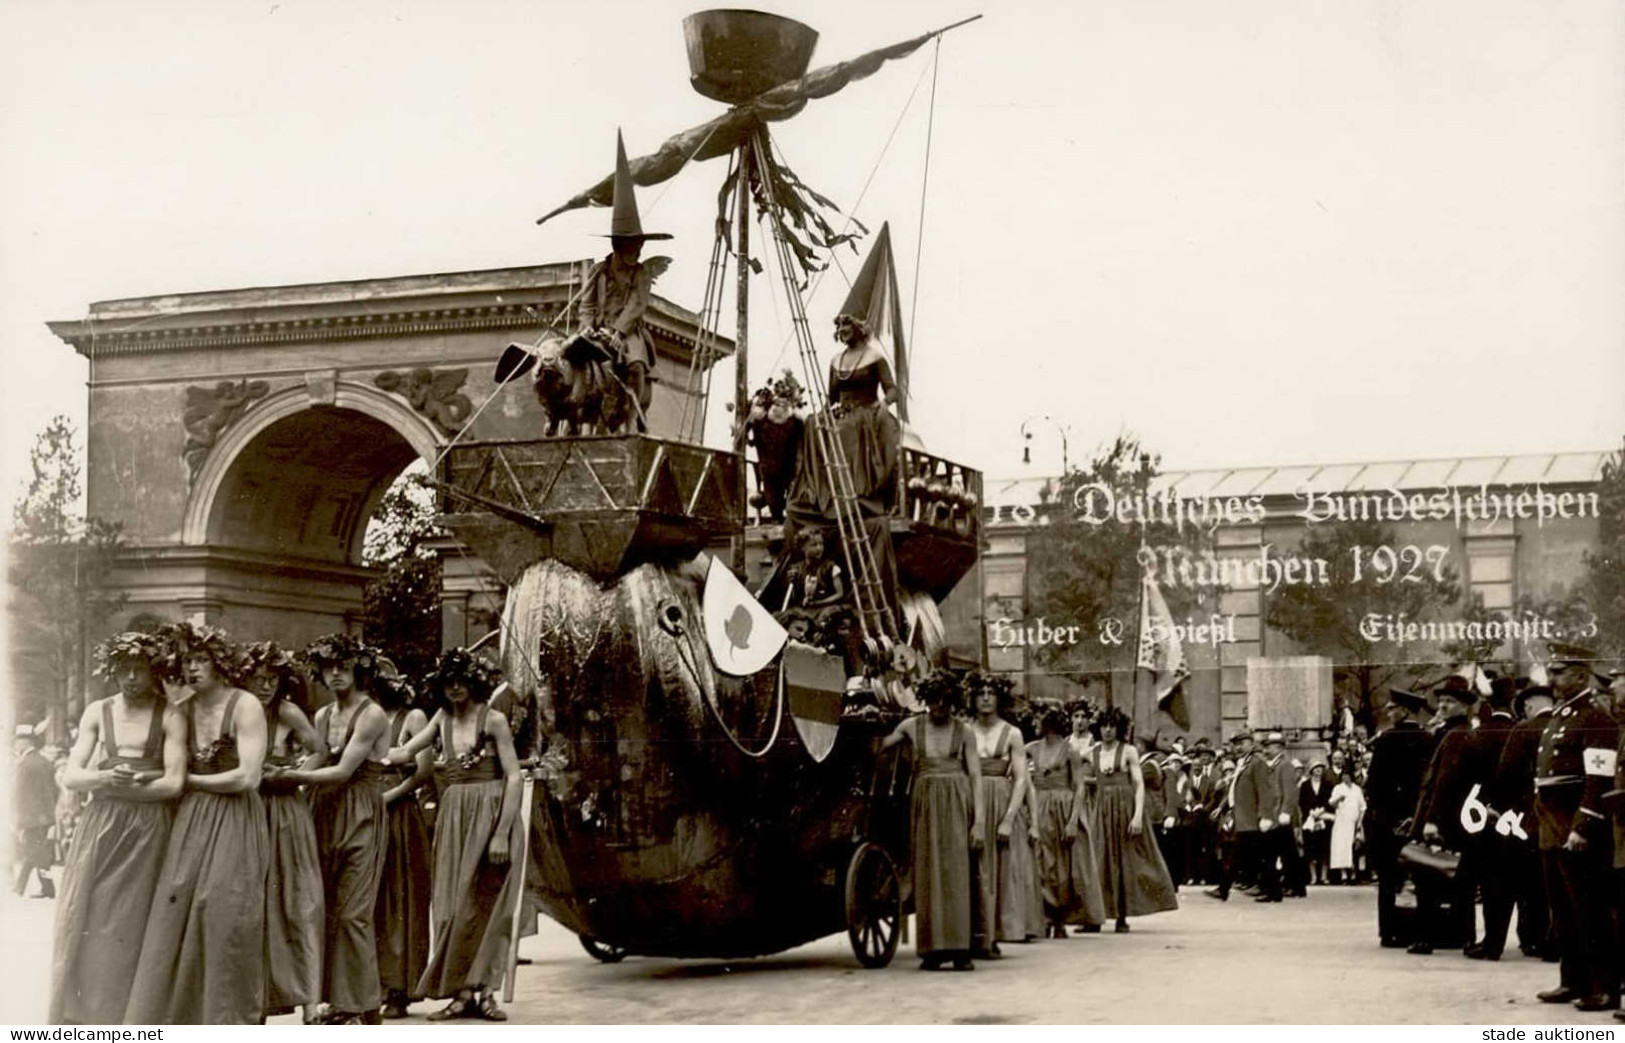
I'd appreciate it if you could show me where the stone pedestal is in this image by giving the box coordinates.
[1246,655,1334,733]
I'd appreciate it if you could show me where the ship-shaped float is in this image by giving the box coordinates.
[438,10,983,968]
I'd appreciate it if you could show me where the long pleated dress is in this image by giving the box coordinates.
[416,706,521,999]
[49,699,173,1024]
[909,716,974,958]
[1092,742,1178,921]
[375,709,431,1003]
[1027,739,1106,929]
[125,691,271,1025]
[261,707,323,1016]
[310,698,389,1017]
[972,720,1040,945]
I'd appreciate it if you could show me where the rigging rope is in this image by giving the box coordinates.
[907,36,941,355]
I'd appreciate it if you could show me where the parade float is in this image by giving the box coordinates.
[436,9,982,969]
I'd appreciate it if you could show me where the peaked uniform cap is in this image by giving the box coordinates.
[603,130,672,241]
[1388,687,1431,711]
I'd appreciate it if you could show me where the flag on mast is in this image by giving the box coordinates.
[1137,572,1191,729]
[836,222,908,421]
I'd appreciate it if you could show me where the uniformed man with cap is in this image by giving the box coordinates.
[1533,641,1618,1012]
[574,130,674,432]
[1407,676,1479,954]
[1475,682,1557,961]
[1365,687,1438,947]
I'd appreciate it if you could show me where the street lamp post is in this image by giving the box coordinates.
[1020,414,1070,474]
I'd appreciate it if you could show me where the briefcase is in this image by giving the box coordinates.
[1398,840,1460,880]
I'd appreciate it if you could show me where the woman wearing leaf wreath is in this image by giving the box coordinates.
[1026,706,1107,939]
[242,641,326,1023]
[1089,707,1179,932]
[371,664,434,1020]
[881,669,984,971]
[967,673,1041,953]
[275,634,392,1025]
[388,649,522,1020]
[49,631,187,1024]
[126,623,271,1025]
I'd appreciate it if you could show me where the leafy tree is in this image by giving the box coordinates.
[7,416,127,728]
[1022,434,1212,708]
[361,466,447,680]
[1264,517,1462,725]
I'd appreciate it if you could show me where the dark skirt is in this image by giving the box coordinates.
[125,790,270,1025]
[791,404,900,515]
[1096,780,1179,920]
[49,798,172,1024]
[264,790,323,1014]
[1032,787,1106,927]
[416,779,521,998]
[312,773,387,1015]
[375,794,432,998]
[974,775,1040,943]
[911,771,974,956]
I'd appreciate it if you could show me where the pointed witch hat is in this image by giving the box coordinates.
[602,130,672,241]
[835,221,895,326]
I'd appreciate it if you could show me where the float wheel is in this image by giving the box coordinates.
[844,841,902,968]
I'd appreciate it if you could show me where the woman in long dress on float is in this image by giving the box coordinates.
[126,624,271,1025]
[373,666,434,1019]
[967,675,1040,953]
[1026,707,1106,938]
[1090,708,1178,932]
[881,670,983,971]
[50,632,187,1024]
[389,649,522,1021]
[243,641,325,1023]
[1327,768,1366,884]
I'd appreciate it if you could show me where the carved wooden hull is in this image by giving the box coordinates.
[437,435,742,584]
[506,559,912,960]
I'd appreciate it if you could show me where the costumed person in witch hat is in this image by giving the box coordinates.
[1531,640,1618,1013]
[243,641,325,1023]
[574,130,673,433]
[126,623,271,1025]
[278,634,392,1025]
[49,631,186,1025]
[387,649,522,1020]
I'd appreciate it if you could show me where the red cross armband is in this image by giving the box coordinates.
[1583,747,1618,778]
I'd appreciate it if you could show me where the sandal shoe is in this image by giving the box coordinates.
[427,998,472,1021]
[474,994,508,1022]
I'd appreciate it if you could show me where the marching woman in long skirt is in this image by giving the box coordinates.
[373,668,433,1019]
[882,670,984,971]
[1090,708,1178,932]
[50,633,187,1024]
[126,624,271,1025]
[1026,708,1106,938]
[388,649,522,1021]
[243,642,325,1022]
[277,635,391,1025]
[967,675,1039,952]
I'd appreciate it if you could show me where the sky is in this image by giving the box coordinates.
[2,0,1622,510]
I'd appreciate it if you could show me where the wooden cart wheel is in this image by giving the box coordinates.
[844,841,902,969]
[578,935,629,963]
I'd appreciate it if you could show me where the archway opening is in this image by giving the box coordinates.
[207,405,422,565]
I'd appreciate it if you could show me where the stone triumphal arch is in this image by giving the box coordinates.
[50,262,730,648]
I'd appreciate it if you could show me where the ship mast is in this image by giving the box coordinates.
[730,149,751,574]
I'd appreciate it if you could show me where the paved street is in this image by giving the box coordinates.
[5,883,1618,1025]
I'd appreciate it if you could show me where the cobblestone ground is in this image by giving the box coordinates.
[3,884,1615,1025]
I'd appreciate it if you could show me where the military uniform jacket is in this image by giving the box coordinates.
[1411,716,1476,848]
[1365,721,1436,838]
[1533,688,1617,851]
